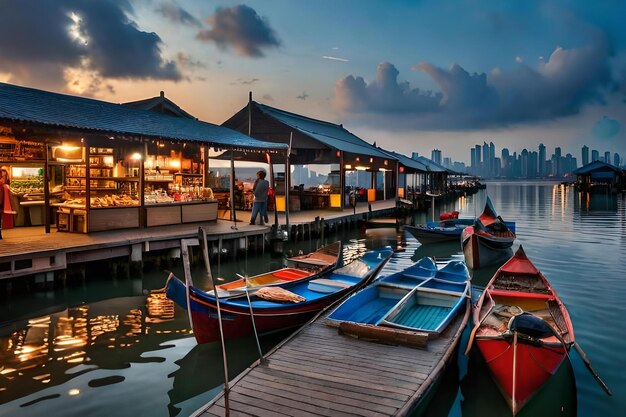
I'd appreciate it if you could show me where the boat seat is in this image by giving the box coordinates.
[273,269,312,280]
[308,279,351,293]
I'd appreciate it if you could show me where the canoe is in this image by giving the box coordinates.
[469,246,574,415]
[327,257,470,338]
[406,218,516,244]
[208,241,341,298]
[462,197,516,269]
[165,246,393,343]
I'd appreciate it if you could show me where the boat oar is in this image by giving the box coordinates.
[238,273,266,365]
[546,300,612,396]
[573,341,612,396]
[464,295,495,355]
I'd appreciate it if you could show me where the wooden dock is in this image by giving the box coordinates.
[0,199,399,280]
[0,220,269,280]
[193,238,470,417]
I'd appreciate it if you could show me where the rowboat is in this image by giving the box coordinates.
[461,197,516,268]
[468,246,575,415]
[327,257,470,339]
[165,246,393,343]
[208,241,341,298]
[406,218,516,244]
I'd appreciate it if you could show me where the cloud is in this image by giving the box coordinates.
[229,78,260,85]
[296,92,309,100]
[155,1,202,27]
[196,5,280,57]
[334,39,614,129]
[322,56,349,62]
[176,52,207,70]
[592,116,620,139]
[0,0,181,93]
[262,94,274,101]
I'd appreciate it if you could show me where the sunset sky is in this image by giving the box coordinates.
[1,0,625,163]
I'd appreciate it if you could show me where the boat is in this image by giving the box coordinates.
[461,197,516,269]
[467,246,575,415]
[207,241,341,298]
[327,257,470,339]
[165,246,393,343]
[406,216,515,244]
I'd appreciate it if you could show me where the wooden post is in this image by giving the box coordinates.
[85,139,91,233]
[339,151,345,211]
[140,140,146,228]
[230,152,237,227]
[285,134,292,233]
[267,152,278,227]
[44,142,50,233]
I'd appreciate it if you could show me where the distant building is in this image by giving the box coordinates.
[592,149,600,162]
[431,149,442,165]
[538,143,546,177]
[604,151,611,164]
[614,153,621,167]
[582,145,589,166]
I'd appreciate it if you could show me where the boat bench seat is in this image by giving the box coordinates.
[308,279,351,293]
[273,269,312,280]
[489,289,555,300]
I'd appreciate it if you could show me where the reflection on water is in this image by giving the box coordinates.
[1,182,624,417]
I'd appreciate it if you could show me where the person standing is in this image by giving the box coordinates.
[250,170,269,225]
[0,167,10,239]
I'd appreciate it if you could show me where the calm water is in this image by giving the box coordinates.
[1,182,624,416]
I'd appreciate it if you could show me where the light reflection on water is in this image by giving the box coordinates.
[0,182,624,417]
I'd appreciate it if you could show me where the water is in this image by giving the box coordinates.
[1,182,624,416]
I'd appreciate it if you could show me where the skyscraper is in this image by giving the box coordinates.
[538,144,546,176]
[614,153,621,167]
[489,142,496,177]
[604,151,611,164]
[475,144,482,175]
[582,145,589,166]
[431,149,442,164]
[482,142,489,177]
[470,148,477,173]
[592,149,599,161]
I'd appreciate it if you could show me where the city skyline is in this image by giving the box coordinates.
[0,1,625,162]
[435,141,622,178]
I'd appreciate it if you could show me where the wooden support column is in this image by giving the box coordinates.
[44,142,50,233]
[339,151,345,211]
[140,140,146,228]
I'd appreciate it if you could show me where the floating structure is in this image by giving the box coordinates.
[572,160,625,193]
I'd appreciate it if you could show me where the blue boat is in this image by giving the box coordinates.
[327,257,470,338]
[406,217,516,243]
[165,246,393,343]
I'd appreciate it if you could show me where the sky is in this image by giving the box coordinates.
[0,0,625,164]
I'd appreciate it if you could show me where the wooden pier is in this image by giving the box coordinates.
[0,200,396,280]
[193,239,470,417]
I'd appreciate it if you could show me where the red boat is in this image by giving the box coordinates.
[468,246,575,415]
[462,197,516,269]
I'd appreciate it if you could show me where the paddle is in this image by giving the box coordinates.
[464,293,495,355]
[546,300,612,396]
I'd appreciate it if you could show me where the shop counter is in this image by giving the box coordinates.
[89,206,140,232]
[145,200,218,227]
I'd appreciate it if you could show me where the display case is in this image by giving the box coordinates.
[9,166,46,226]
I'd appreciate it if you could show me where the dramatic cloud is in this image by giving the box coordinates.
[176,53,207,70]
[155,1,202,27]
[335,39,614,129]
[592,116,620,139]
[0,0,181,93]
[335,62,441,114]
[196,5,280,57]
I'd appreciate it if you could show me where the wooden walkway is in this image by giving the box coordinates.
[0,220,269,279]
[194,238,470,417]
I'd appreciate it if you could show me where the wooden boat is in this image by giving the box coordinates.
[165,246,393,343]
[406,217,516,244]
[468,246,575,415]
[462,197,516,269]
[208,241,341,298]
[327,257,470,339]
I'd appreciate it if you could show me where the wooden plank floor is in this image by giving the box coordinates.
[0,220,268,262]
[195,238,469,417]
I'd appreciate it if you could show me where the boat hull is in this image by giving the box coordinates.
[476,337,567,414]
[405,225,462,243]
[462,229,514,269]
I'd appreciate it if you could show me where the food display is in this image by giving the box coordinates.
[10,177,44,194]
[90,194,139,207]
